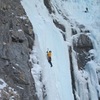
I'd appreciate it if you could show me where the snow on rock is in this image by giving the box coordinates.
[0,79,20,99]
[30,35,43,100]
[0,79,7,90]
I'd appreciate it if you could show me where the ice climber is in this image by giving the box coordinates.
[47,50,53,67]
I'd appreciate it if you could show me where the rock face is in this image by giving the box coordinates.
[73,34,93,69]
[0,0,38,100]
[44,0,55,14]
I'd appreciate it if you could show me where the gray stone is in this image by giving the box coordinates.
[0,0,38,100]
[73,34,93,69]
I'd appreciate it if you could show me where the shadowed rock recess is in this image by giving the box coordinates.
[0,0,38,100]
[73,34,93,69]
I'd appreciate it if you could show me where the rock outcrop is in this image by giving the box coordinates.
[0,0,38,99]
[73,34,93,69]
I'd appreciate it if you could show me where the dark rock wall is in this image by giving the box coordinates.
[44,0,55,14]
[73,34,93,69]
[0,0,38,100]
